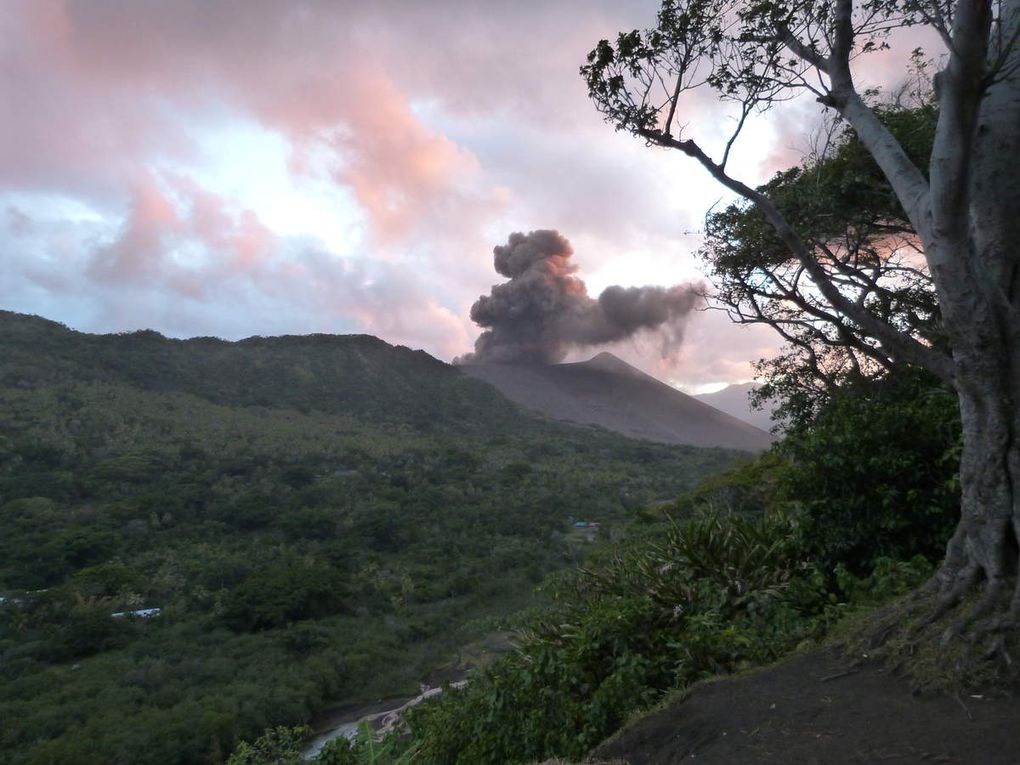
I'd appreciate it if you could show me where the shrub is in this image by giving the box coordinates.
[226,725,308,765]
[780,369,960,573]
[405,493,937,765]
[222,559,347,631]
[406,509,828,764]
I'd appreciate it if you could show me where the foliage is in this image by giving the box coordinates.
[226,725,309,765]
[222,557,348,631]
[404,497,931,764]
[0,310,526,433]
[780,368,960,574]
[0,311,741,765]
[229,722,413,765]
[316,723,415,765]
[704,102,942,424]
[231,364,959,763]
[663,450,790,517]
[0,313,962,765]
[403,370,958,763]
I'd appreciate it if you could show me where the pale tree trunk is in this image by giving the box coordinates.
[627,0,1020,632]
[938,360,1020,624]
[922,0,1020,628]
[829,0,1020,630]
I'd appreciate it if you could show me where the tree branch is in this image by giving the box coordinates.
[776,24,830,71]
[808,4,934,243]
[639,126,957,384]
[929,0,991,240]
[663,72,685,138]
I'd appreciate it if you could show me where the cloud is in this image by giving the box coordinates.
[83,174,276,296]
[323,70,482,242]
[1,0,932,387]
[0,174,473,357]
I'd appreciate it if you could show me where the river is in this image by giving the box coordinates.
[302,680,467,760]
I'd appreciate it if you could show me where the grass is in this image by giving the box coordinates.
[836,588,1020,694]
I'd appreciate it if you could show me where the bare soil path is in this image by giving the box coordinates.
[594,648,1020,764]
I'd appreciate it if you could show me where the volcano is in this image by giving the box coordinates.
[460,352,774,451]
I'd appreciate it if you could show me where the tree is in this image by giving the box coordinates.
[225,725,308,765]
[779,367,961,574]
[583,0,1020,646]
[703,100,944,426]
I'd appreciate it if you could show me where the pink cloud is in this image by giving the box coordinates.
[84,174,276,295]
[324,71,481,241]
[2,170,475,357]
[88,177,179,283]
[0,10,209,221]
[9,0,909,385]
[2,2,677,216]
[4,1,507,250]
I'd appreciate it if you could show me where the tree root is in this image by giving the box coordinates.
[839,582,1020,694]
[912,564,979,638]
[937,580,1009,647]
[982,635,1013,666]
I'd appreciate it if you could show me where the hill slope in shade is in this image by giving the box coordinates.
[0,310,525,434]
[694,382,776,432]
[459,352,775,451]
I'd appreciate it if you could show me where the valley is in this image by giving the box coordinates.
[0,311,746,765]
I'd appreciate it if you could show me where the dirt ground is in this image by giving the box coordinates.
[593,648,1020,764]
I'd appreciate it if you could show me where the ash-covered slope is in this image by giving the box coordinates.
[460,352,774,451]
[695,382,775,432]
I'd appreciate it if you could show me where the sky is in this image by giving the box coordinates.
[0,1,930,392]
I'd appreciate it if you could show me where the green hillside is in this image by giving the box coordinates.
[0,310,529,431]
[0,312,742,765]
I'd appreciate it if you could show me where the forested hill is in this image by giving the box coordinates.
[0,310,522,432]
[0,310,743,765]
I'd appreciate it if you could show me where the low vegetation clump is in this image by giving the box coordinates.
[226,722,414,765]
[401,505,932,764]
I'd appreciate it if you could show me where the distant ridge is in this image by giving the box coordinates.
[0,310,524,433]
[460,353,774,451]
[2,311,772,450]
[695,382,775,432]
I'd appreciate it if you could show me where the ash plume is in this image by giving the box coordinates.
[457,230,702,365]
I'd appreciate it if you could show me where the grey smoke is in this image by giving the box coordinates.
[457,230,702,365]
